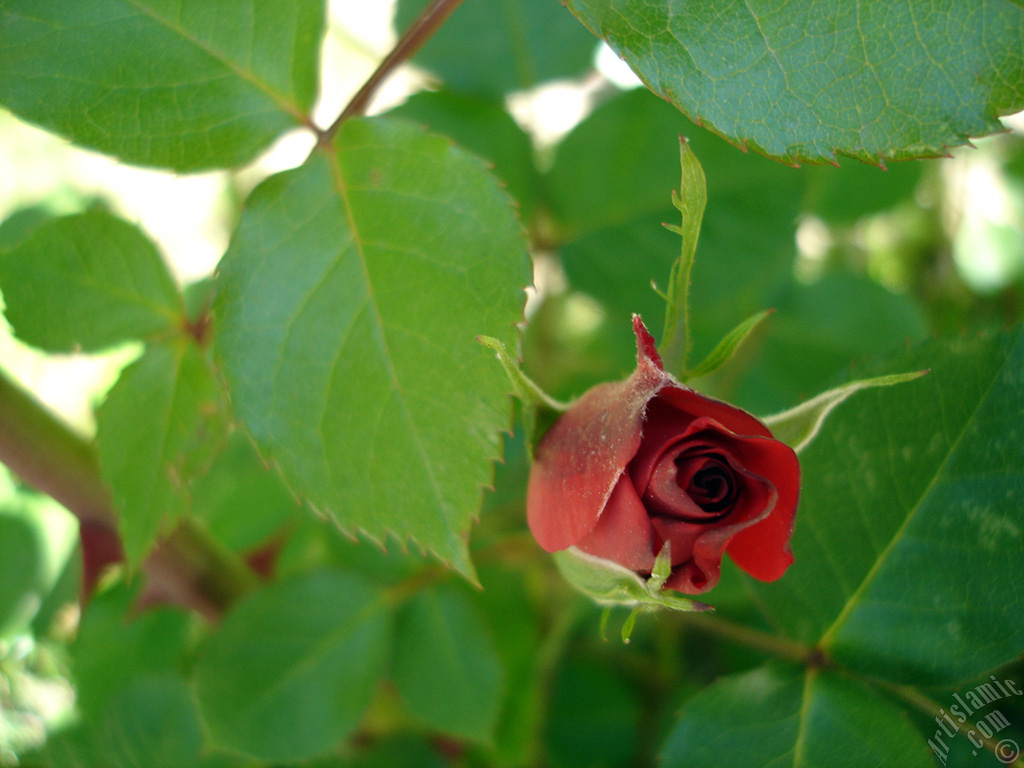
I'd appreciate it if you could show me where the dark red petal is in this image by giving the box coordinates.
[656,385,773,440]
[722,438,800,581]
[527,316,668,551]
[575,474,658,571]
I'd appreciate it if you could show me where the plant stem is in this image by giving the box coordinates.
[323,0,466,139]
[877,679,1024,767]
[0,368,256,621]
[678,611,814,664]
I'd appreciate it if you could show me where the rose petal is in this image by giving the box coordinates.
[526,316,668,551]
[575,473,659,571]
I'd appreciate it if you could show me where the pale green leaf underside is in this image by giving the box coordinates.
[751,328,1024,685]
[392,586,504,742]
[96,340,226,566]
[195,571,391,762]
[214,117,530,578]
[662,663,934,768]
[565,0,1024,164]
[0,211,182,352]
[0,0,324,171]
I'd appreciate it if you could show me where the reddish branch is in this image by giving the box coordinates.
[0,370,255,622]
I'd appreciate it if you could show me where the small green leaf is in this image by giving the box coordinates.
[196,570,392,763]
[0,0,325,170]
[565,0,1024,164]
[394,0,597,96]
[215,117,530,579]
[684,309,773,382]
[764,370,928,453]
[661,663,934,768]
[391,585,504,742]
[660,137,707,375]
[97,340,228,566]
[0,211,182,352]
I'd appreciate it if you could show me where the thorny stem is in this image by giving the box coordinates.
[0,368,257,622]
[322,0,467,141]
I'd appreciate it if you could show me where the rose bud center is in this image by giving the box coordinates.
[642,444,740,523]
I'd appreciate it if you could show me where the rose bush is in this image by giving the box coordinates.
[527,316,800,595]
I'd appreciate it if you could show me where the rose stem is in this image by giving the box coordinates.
[678,611,813,664]
[0,368,257,621]
[322,0,467,141]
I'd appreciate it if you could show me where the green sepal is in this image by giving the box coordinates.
[553,545,712,614]
[660,136,707,376]
[478,335,568,456]
[683,310,774,381]
[764,370,929,453]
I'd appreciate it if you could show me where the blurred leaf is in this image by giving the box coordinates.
[189,431,299,554]
[395,0,596,96]
[0,513,41,635]
[103,676,203,768]
[684,310,773,382]
[565,0,1024,164]
[546,653,640,768]
[214,117,529,579]
[97,340,229,566]
[71,584,191,718]
[661,663,933,768]
[387,90,540,219]
[0,0,325,171]
[803,161,926,224]
[195,570,392,763]
[391,584,504,742]
[750,327,1024,685]
[729,271,929,415]
[0,211,182,352]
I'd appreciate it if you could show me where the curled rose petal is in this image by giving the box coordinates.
[526,316,800,596]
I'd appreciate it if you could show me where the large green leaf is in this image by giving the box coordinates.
[96,339,228,566]
[0,0,325,171]
[103,676,204,768]
[0,211,182,352]
[395,0,597,97]
[195,570,392,763]
[214,117,530,578]
[661,663,934,768]
[391,584,504,742]
[750,328,1024,685]
[564,0,1024,164]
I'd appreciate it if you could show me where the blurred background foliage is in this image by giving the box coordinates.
[1,0,1022,766]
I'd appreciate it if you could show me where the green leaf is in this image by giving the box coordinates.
[750,327,1024,685]
[0,512,41,636]
[103,676,204,768]
[71,583,191,718]
[0,211,182,352]
[660,137,707,376]
[391,584,504,742]
[386,90,541,220]
[395,0,597,96]
[0,0,325,171]
[214,117,530,579]
[765,370,928,453]
[564,0,1024,164]
[661,663,934,768]
[195,570,392,763]
[97,340,228,566]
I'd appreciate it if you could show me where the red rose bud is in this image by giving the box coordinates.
[527,316,799,596]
